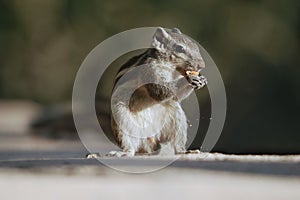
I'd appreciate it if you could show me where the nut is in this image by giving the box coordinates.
[186,70,199,76]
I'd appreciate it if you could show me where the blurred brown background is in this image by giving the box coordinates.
[0,0,299,154]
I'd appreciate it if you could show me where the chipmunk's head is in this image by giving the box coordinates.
[151,27,205,75]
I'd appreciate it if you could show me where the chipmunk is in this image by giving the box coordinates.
[106,27,207,157]
[87,27,207,158]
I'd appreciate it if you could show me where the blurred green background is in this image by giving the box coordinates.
[0,0,299,154]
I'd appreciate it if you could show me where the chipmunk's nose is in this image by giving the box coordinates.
[195,59,205,71]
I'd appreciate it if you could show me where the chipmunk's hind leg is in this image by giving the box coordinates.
[107,131,138,157]
[106,149,135,157]
[159,102,188,154]
[172,103,188,154]
[86,149,135,158]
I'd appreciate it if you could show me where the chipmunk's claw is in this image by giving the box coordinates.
[106,150,135,157]
[187,75,207,90]
[185,149,201,154]
[86,153,101,159]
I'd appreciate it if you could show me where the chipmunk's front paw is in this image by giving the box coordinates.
[187,75,207,90]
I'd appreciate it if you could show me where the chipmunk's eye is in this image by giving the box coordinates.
[174,45,185,53]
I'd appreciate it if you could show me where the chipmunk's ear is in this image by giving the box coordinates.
[171,28,182,34]
[152,27,170,51]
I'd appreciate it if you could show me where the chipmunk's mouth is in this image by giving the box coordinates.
[184,60,204,71]
[175,58,204,75]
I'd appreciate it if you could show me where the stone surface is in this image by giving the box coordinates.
[0,100,299,200]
